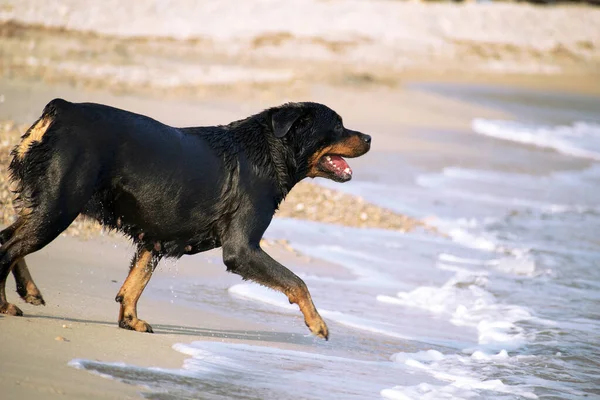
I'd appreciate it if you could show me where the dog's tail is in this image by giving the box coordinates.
[8,98,70,211]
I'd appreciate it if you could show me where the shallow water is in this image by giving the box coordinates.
[70,85,600,399]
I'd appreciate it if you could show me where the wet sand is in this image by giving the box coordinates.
[0,233,322,399]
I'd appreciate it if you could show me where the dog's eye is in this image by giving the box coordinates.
[335,122,343,132]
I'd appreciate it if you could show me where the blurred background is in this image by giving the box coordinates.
[1,0,599,105]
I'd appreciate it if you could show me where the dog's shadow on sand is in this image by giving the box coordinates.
[20,314,321,345]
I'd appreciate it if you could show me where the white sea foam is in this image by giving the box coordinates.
[438,253,537,277]
[384,349,538,399]
[381,382,480,400]
[471,119,600,160]
[70,342,404,399]
[427,218,500,253]
[436,262,487,275]
[377,270,532,352]
[445,226,499,252]
[68,359,122,381]
[490,253,537,276]
[438,253,500,266]
[427,218,539,277]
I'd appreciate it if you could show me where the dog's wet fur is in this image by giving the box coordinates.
[0,99,371,339]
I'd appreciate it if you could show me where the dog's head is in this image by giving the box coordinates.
[269,102,371,183]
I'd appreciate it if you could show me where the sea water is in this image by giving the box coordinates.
[70,86,600,399]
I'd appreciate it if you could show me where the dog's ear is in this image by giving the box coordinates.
[271,107,304,138]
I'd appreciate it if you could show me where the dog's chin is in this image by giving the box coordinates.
[328,172,352,183]
[317,155,352,183]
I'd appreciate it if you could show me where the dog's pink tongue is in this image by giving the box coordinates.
[328,155,352,177]
[329,155,350,173]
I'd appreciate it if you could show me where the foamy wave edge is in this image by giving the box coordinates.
[381,349,538,400]
[472,119,600,161]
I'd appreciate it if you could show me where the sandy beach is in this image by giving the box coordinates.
[0,232,329,399]
[1,1,600,399]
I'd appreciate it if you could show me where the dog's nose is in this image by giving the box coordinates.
[362,134,371,144]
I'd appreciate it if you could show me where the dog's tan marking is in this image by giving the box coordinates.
[258,278,328,339]
[285,283,329,339]
[116,249,156,333]
[17,116,53,160]
[18,207,34,218]
[13,258,45,305]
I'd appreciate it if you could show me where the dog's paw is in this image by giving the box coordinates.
[21,292,46,306]
[16,283,46,306]
[306,315,329,341]
[119,318,154,333]
[0,302,24,316]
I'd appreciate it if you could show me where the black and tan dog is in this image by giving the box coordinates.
[0,100,371,339]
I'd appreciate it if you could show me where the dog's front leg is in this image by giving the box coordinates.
[223,243,329,340]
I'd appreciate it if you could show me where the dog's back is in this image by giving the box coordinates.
[13,99,185,170]
[10,99,231,248]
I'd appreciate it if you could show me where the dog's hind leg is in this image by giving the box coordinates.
[0,209,82,315]
[0,186,94,315]
[0,214,76,315]
[1,224,46,306]
[0,222,44,309]
[115,246,161,333]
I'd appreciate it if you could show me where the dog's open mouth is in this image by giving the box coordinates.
[318,154,352,182]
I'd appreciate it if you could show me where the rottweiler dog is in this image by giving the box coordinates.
[0,100,371,339]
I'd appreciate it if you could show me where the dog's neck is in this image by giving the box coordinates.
[265,133,302,199]
[226,117,302,203]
